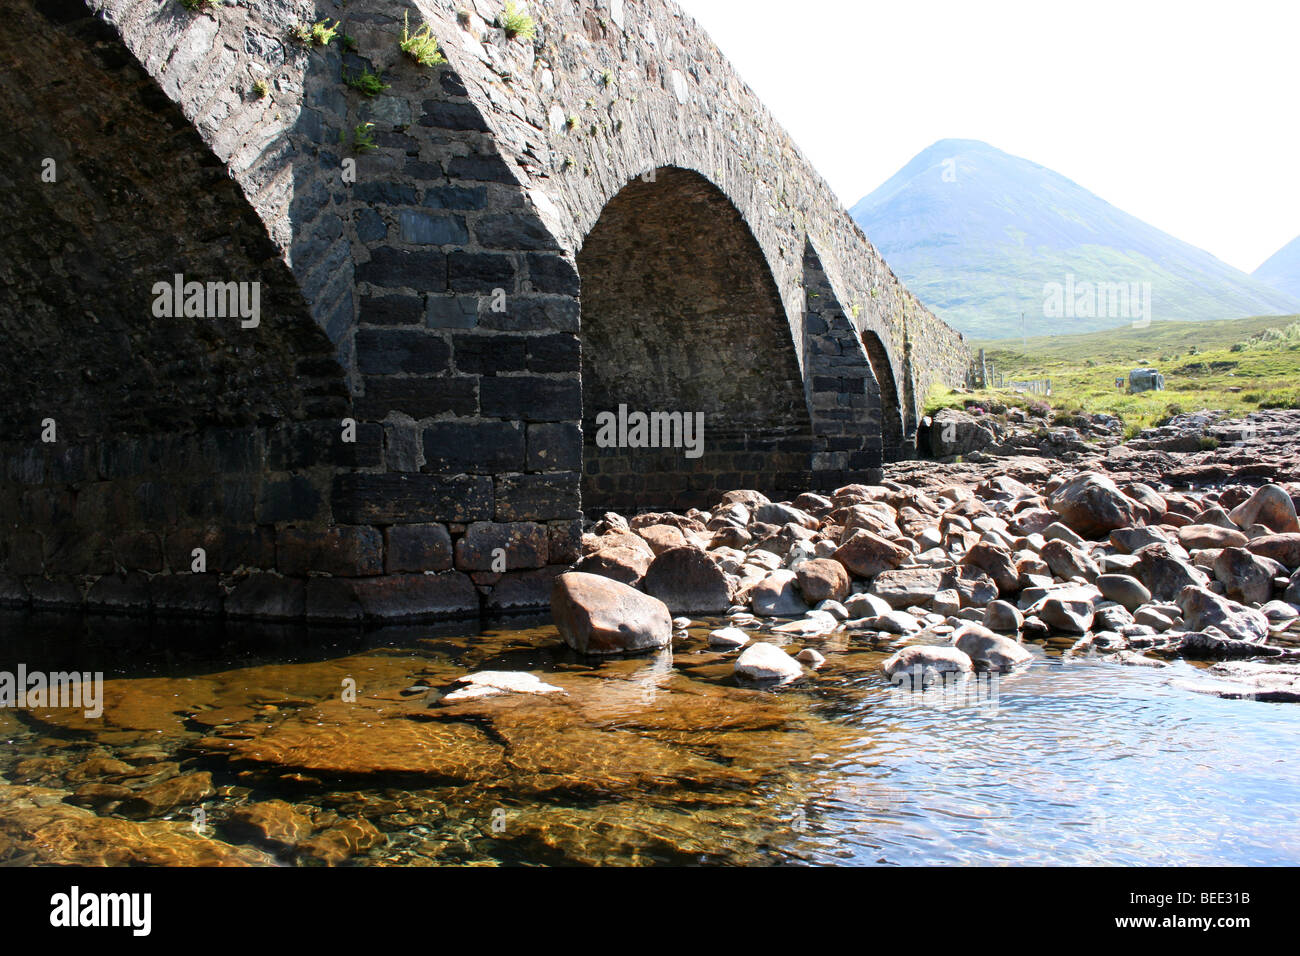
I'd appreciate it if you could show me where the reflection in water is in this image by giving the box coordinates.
[0,610,1297,866]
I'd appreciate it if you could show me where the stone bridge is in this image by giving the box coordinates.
[0,0,967,621]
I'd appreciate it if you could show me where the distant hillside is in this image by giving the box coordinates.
[1254,234,1300,299]
[851,139,1300,339]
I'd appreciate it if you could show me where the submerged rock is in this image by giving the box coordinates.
[953,623,1032,671]
[441,671,566,703]
[707,627,751,649]
[222,800,314,851]
[881,645,974,684]
[734,643,804,683]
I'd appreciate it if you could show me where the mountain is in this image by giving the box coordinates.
[850,139,1300,339]
[1254,235,1300,299]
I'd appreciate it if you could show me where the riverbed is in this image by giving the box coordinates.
[0,610,1296,866]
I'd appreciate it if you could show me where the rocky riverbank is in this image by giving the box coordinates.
[556,408,1300,703]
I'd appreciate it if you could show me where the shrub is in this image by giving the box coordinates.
[343,123,378,154]
[345,67,389,97]
[500,1,537,40]
[400,12,447,67]
[294,19,338,46]
[180,0,222,10]
[251,79,269,99]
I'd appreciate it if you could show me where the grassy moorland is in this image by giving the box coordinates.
[926,314,1300,437]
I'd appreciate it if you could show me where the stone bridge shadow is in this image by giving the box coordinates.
[0,0,966,622]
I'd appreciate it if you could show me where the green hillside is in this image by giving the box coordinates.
[929,314,1300,434]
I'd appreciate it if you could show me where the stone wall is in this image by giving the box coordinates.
[0,0,968,621]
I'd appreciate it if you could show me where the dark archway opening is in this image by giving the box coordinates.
[577,168,815,514]
[861,330,904,459]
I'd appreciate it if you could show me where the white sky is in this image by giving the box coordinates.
[676,0,1300,273]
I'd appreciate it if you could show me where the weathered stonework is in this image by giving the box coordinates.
[0,0,967,620]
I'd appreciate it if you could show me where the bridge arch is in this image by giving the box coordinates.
[860,329,906,460]
[577,167,815,512]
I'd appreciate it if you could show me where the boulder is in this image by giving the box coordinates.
[983,600,1024,633]
[644,546,732,614]
[1096,573,1151,612]
[932,588,963,617]
[1213,547,1276,605]
[734,643,804,683]
[571,546,653,587]
[442,671,565,702]
[751,522,817,559]
[1133,542,1210,601]
[551,572,673,656]
[1178,524,1249,550]
[1109,526,1172,554]
[1040,538,1100,581]
[1178,631,1282,660]
[753,502,819,530]
[1177,585,1269,644]
[772,611,841,637]
[1039,594,1095,633]
[635,524,690,556]
[939,566,1000,608]
[751,569,809,617]
[857,610,923,634]
[795,558,851,604]
[707,627,751,649]
[832,529,911,578]
[960,542,1020,595]
[869,568,945,609]
[1094,604,1136,631]
[928,407,996,457]
[795,648,826,667]
[1247,533,1300,570]
[1229,484,1300,534]
[843,592,894,619]
[1048,471,1139,539]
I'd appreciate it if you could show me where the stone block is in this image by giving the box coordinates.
[454,521,548,571]
[276,526,384,577]
[349,572,479,621]
[331,474,494,524]
[385,524,454,573]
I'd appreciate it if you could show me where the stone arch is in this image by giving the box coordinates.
[859,329,906,460]
[0,0,344,443]
[577,167,815,513]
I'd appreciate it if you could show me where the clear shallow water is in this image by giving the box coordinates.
[0,610,1296,866]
